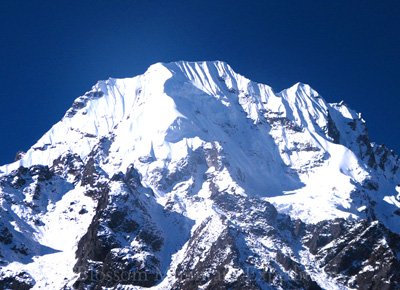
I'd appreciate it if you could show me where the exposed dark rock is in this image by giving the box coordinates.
[0,226,13,245]
[107,210,138,232]
[78,207,88,215]
[65,97,88,117]
[375,144,390,170]
[73,166,164,289]
[14,151,25,161]
[304,219,346,255]
[275,251,321,290]
[3,166,29,188]
[305,219,400,290]
[363,180,379,191]
[84,90,104,99]
[11,176,26,188]
[357,134,377,168]
[80,158,98,187]
[173,217,260,290]
[64,89,104,118]
[100,249,161,288]
[32,184,41,200]
[28,165,53,181]
[11,245,29,256]
[265,116,303,133]
[110,172,124,182]
[0,271,35,290]
[51,153,83,182]
[348,120,357,131]
[326,111,341,144]
[202,191,323,289]
[74,184,113,270]
[124,164,142,190]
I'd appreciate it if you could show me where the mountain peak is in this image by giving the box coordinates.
[1,61,400,289]
[145,60,235,76]
[281,81,321,99]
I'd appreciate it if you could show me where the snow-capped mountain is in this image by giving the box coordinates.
[1,61,399,289]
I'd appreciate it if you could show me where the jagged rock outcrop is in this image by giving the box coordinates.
[73,166,163,289]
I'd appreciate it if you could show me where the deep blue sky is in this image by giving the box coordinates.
[1,0,399,165]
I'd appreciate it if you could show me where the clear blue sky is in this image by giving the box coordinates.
[1,0,399,165]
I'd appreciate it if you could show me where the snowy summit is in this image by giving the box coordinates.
[1,61,399,289]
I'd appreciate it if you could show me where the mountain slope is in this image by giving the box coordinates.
[1,61,399,289]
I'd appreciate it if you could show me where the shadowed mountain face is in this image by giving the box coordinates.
[0,61,399,289]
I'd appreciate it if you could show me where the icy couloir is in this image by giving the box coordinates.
[0,61,399,289]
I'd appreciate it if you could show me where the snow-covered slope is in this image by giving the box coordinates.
[1,61,399,289]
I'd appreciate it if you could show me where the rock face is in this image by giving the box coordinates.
[0,61,399,289]
[305,219,400,290]
[73,166,164,289]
